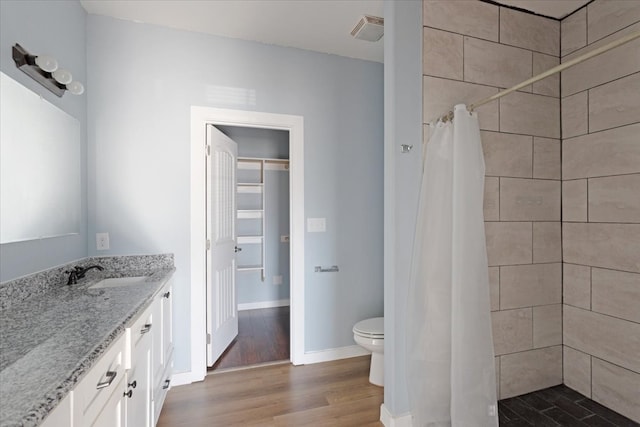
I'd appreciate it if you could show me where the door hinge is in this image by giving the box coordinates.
[207,333,211,344]
[206,239,211,250]
[206,145,211,156]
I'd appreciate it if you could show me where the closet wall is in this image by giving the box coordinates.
[423,0,562,400]
[216,126,290,308]
[560,2,640,421]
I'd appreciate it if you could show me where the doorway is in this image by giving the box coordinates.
[189,107,305,383]
[210,125,291,371]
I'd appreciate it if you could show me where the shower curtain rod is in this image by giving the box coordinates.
[436,30,640,123]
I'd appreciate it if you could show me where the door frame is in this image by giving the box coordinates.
[190,106,305,382]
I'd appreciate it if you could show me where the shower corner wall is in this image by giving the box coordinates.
[421,0,639,422]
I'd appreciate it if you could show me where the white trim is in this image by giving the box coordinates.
[238,299,290,311]
[191,106,305,382]
[301,345,370,365]
[380,404,413,427]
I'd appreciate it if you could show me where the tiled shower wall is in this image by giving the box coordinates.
[560,0,640,422]
[422,0,563,400]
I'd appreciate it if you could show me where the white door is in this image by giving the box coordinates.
[206,124,238,366]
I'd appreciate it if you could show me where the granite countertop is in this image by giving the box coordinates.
[0,262,175,427]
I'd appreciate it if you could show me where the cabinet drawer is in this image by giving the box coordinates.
[125,304,153,369]
[72,333,126,425]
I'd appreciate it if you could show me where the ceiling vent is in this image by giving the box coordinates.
[351,15,384,42]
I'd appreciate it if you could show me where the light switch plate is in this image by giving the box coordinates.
[272,275,283,285]
[307,218,326,233]
[280,235,290,243]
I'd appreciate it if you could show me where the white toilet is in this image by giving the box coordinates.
[353,317,384,386]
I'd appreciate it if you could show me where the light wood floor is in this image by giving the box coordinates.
[158,356,384,426]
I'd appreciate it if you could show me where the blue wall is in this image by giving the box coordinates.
[384,0,423,417]
[0,1,87,282]
[86,15,384,372]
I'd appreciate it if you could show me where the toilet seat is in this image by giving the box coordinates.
[353,317,384,339]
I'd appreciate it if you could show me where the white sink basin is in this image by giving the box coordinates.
[90,276,148,289]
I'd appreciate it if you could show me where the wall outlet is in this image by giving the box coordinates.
[272,275,283,285]
[280,235,290,243]
[96,232,110,250]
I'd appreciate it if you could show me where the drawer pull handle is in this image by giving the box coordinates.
[128,380,137,389]
[162,379,171,389]
[140,323,152,334]
[96,371,117,389]
[124,390,133,398]
[163,291,171,299]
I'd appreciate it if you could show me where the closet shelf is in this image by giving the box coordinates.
[237,210,263,219]
[237,235,263,244]
[237,265,264,272]
[237,183,264,193]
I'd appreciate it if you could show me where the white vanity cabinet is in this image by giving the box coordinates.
[72,333,127,426]
[61,277,173,427]
[151,278,174,424]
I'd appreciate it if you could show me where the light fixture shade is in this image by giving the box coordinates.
[35,55,58,72]
[52,69,73,85]
[66,81,84,95]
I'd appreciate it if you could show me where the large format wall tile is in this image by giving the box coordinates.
[532,53,559,97]
[492,308,533,355]
[464,37,532,89]
[561,37,640,96]
[481,131,532,178]
[533,137,560,180]
[500,263,562,310]
[563,22,640,63]
[563,263,591,310]
[589,72,640,133]
[423,76,499,129]
[592,358,640,422]
[423,27,463,80]
[587,0,640,44]
[533,304,562,348]
[561,8,587,57]
[563,223,640,273]
[533,222,561,263]
[499,8,559,56]
[563,346,592,398]
[485,222,532,266]
[500,92,560,138]
[500,346,562,399]
[484,177,499,221]
[589,174,640,223]
[564,305,640,373]
[489,266,500,311]
[561,91,588,139]
[562,180,587,222]
[592,268,640,323]
[500,178,560,221]
[423,0,498,42]
[563,124,640,179]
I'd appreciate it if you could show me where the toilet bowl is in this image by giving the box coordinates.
[353,317,384,386]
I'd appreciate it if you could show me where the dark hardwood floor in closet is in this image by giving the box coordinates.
[210,306,290,371]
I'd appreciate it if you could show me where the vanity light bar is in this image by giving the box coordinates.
[11,44,84,97]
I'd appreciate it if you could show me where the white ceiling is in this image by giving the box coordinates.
[80,1,590,64]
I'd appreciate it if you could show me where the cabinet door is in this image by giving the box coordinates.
[91,383,125,427]
[126,329,151,427]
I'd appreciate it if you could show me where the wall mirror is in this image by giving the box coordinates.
[0,71,80,244]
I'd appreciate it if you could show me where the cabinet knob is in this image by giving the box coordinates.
[128,380,137,389]
[124,389,133,398]
[163,291,170,299]
[162,379,171,390]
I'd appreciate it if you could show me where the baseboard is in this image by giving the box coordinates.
[302,345,370,365]
[170,370,203,387]
[237,299,290,311]
[380,404,413,427]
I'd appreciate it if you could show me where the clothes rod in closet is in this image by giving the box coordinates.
[435,30,640,123]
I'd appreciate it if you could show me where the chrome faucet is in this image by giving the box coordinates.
[66,265,104,285]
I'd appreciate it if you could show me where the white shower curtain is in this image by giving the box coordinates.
[406,104,498,426]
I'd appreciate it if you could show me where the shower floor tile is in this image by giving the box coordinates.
[498,385,639,426]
